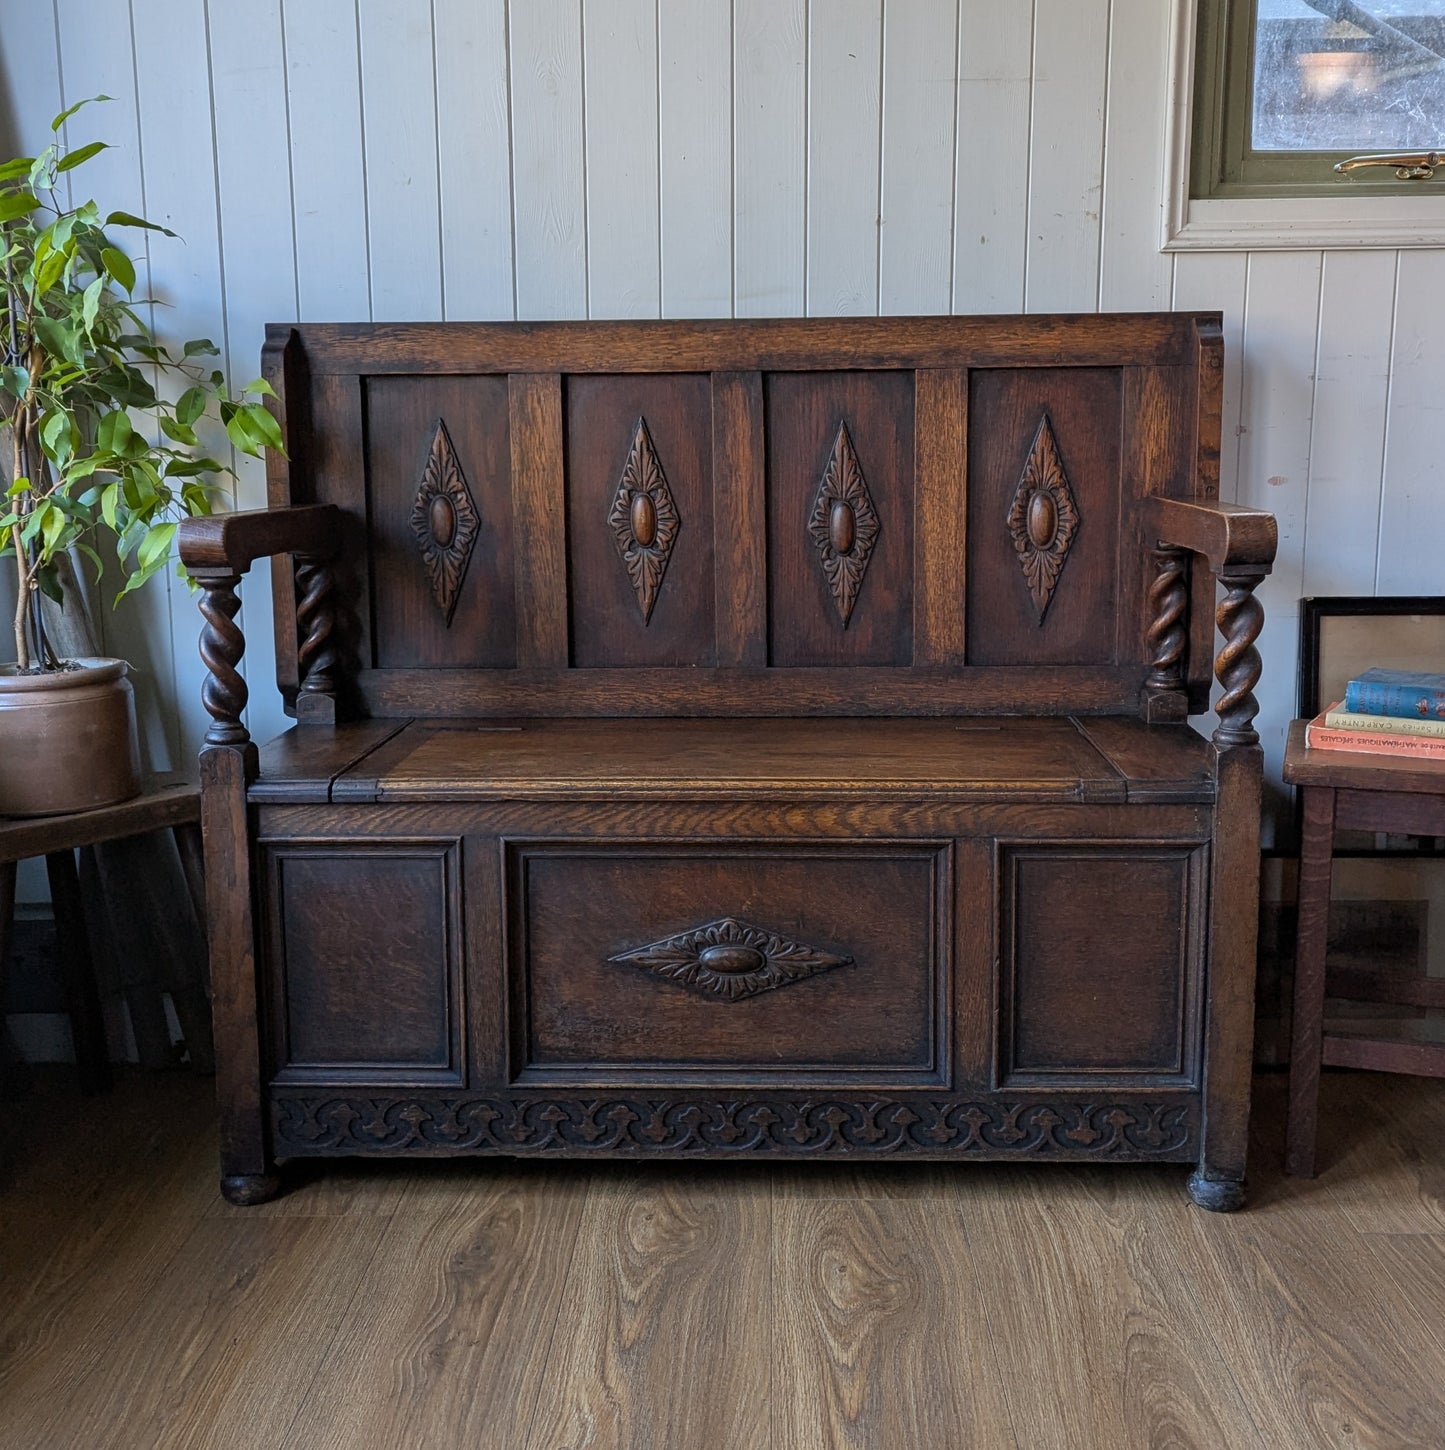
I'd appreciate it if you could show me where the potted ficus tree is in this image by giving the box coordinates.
[0,98,278,815]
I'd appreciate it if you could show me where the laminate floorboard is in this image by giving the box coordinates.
[3,1069,1445,1449]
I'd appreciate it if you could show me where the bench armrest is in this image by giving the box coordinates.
[183,505,345,754]
[1145,497,1277,573]
[1142,497,1277,750]
[179,504,341,575]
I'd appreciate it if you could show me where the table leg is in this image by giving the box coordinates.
[0,860,27,1097]
[45,848,113,1096]
[1286,786,1336,1177]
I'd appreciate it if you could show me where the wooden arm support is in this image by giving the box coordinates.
[180,505,345,753]
[1144,497,1278,750]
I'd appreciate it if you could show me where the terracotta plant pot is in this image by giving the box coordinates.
[0,657,142,816]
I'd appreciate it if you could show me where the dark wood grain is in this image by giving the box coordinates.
[712,369,768,667]
[178,504,341,573]
[912,368,968,666]
[509,373,569,668]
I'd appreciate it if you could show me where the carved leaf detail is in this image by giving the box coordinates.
[410,418,481,626]
[808,420,880,627]
[608,416,680,624]
[1006,414,1080,625]
[610,916,852,1001]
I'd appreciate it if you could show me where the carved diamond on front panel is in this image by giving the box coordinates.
[1006,413,1080,625]
[410,417,480,626]
[609,917,853,1002]
[809,419,880,627]
[608,416,680,624]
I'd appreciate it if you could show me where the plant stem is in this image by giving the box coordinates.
[10,404,30,670]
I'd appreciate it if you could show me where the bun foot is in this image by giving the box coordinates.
[221,1172,282,1206]
[1188,1169,1245,1213]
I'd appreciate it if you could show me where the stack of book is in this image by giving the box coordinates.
[1307,668,1445,760]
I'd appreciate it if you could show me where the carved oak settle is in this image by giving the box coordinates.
[179,315,1277,1211]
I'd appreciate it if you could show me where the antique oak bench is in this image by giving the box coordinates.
[179,316,1276,1210]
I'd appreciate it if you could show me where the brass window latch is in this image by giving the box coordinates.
[1335,151,1443,181]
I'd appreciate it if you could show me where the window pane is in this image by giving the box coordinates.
[1252,0,1445,151]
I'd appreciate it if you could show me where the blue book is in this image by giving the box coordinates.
[1343,667,1445,720]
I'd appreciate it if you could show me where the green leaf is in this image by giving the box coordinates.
[76,542,105,581]
[159,415,198,447]
[81,274,104,334]
[96,409,133,454]
[38,563,64,606]
[32,248,65,296]
[100,246,135,293]
[104,210,177,238]
[239,401,284,453]
[6,477,30,498]
[51,96,111,132]
[182,338,220,358]
[0,191,40,223]
[176,384,207,426]
[0,157,35,181]
[100,481,119,531]
[136,521,177,574]
[41,409,74,462]
[0,365,28,400]
[55,140,109,174]
[241,376,277,398]
[41,503,65,554]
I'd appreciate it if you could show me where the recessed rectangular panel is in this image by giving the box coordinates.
[765,371,914,667]
[511,843,947,1084]
[365,375,515,667]
[565,373,715,666]
[998,844,1204,1087]
[965,367,1122,666]
[266,842,463,1083]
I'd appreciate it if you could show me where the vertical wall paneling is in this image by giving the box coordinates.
[1098,0,1173,311]
[0,2,63,158]
[208,0,299,752]
[1171,251,1248,502]
[878,0,957,314]
[1378,249,1445,595]
[282,0,372,321]
[1025,0,1109,314]
[581,0,661,318]
[357,0,443,322]
[805,0,882,315]
[131,0,228,766]
[658,0,732,317]
[433,0,515,320]
[952,0,1032,313]
[1302,250,1397,598]
[509,0,588,320]
[733,0,806,316]
[55,0,177,772]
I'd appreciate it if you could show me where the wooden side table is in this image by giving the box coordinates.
[1283,720,1445,1177]
[0,777,203,1095]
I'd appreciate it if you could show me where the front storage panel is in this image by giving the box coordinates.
[508,842,949,1085]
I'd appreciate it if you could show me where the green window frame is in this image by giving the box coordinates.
[1192,0,1444,199]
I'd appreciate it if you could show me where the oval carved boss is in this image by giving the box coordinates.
[698,943,766,975]
[1027,490,1058,549]
[829,499,856,555]
[429,493,457,549]
[631,492,658,548]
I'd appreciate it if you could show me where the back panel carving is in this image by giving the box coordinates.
[766,371,914,667]
[565,374,715,667]
[965,367,1123,667]
[365,375,516,668]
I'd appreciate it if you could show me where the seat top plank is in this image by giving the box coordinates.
[249,717,1216,806]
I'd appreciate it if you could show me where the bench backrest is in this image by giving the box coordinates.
[262,314,1221,718]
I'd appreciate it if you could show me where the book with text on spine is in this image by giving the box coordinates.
[1323,704,1445,739]
[1307,704,1445,761]
[1342,667,1445,720]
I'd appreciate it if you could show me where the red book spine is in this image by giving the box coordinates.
[1306,717,1445,760]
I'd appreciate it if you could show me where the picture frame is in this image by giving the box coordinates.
[1298,595,1445,723]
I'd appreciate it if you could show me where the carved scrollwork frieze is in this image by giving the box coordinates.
[1007,414,1080,625]
[273,1095,1198,1158]
[608,415,680,624]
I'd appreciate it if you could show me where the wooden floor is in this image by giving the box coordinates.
[3,1072,1445,1449]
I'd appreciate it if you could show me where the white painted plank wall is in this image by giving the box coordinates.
[1,0,1443,827]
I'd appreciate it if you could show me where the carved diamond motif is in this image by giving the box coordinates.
[1006,413,1080,624]
[410,418,480,626]
[609,917,853,1002]
[608,416,680,624]
[809,420,880,627]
